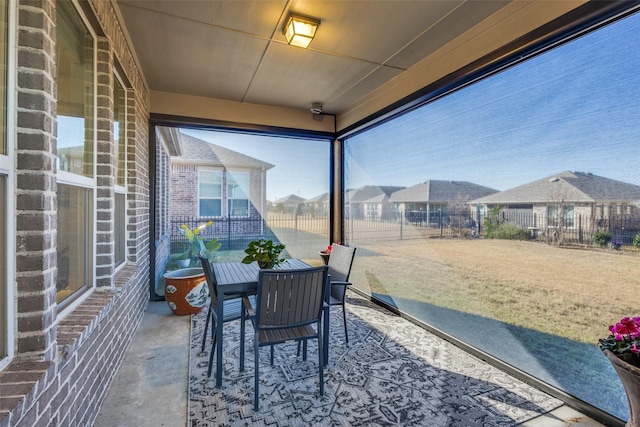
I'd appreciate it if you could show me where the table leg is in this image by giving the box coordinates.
[216,294,224,387]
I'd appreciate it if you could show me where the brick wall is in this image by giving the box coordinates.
[169,164,266,221]
[170,164,199,217]
[0,0,151,425]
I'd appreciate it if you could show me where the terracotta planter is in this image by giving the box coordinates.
[319,251,330,265]
[163,268,208,315]
[604,349,640,427]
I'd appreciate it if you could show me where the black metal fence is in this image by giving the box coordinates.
[170,216,269,253]
[169,213,331,254]
[170,210,639,253]
[345,210,640,246]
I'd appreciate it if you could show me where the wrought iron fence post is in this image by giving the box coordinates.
[578,214,583,244]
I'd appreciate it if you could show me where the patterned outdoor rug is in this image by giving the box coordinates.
[188,294,562,426]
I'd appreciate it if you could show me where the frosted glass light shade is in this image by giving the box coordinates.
[283,14,320,48]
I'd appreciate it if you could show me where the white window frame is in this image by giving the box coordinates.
[198,169,223,218]
[113,72,127,269]
[227,170,250,218]
[55,0,98,318]
[0,0,16,371]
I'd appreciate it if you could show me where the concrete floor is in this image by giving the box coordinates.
[94,301,189,427]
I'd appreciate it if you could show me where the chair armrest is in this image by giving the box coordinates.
[330,281,352,287]
[242,294,256,317]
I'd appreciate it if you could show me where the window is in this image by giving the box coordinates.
[114,74,126,267]
[199,170,222,217]
[114,75,126,187]
[56,184,93,304]
[0,0,11,367]
[0,0,6,157]
[0,177,6,361]
[547,204,574,228]
[227,171,249,217]
[114,193,125,266]
[56,1,95,307]
[343,10,640,422]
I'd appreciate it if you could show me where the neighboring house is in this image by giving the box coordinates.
[271,194,306,214]
[390,180,498,226]
[304,192,330,216]
[345,186,405,220]
[469,171,640,233]
[169,132,274,238]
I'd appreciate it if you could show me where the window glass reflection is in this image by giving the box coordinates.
[56,184,93,305]
[0,176,6,359]
[56,1,94,177]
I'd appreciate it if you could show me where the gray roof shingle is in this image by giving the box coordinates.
[389,180,498,203]
[471,171,640,204]
[174,133,274,169]
[347,186,405,203]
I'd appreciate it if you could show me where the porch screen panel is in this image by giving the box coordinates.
[161,129,330,292]
[343,11,640,422]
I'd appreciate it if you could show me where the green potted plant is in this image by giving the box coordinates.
[598,316,640,426]
[163,222,222,316]
[178,221,222,266]
[242,239,286,269]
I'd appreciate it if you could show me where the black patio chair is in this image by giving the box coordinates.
[326,244,357,344]
[198,253,249,378]
[242,266,329,410]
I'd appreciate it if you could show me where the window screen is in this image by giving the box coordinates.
[343,11,640,422]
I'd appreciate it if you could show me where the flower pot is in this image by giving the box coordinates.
[319,251,330,265]
[604,349,640,427]
[176,258,190,268]
[258,261,274,269]
[163,268,208,315]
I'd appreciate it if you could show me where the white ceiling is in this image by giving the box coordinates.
[115,1,584,119]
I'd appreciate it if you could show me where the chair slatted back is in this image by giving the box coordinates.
[256,266,328,330]
[327,245,356,283]
[327,245,356,300]
[198,254,219,309]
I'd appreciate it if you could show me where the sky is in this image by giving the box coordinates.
[344,11,640,192]
[182,11,640,200]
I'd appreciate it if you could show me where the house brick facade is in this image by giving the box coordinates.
[1,1,154,426]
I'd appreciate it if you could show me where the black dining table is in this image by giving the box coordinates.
[212,258,330,388]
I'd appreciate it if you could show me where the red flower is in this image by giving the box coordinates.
[324,242,342,254]
[609,317,640,340]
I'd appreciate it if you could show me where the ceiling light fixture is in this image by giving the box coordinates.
[283,13,320,49]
